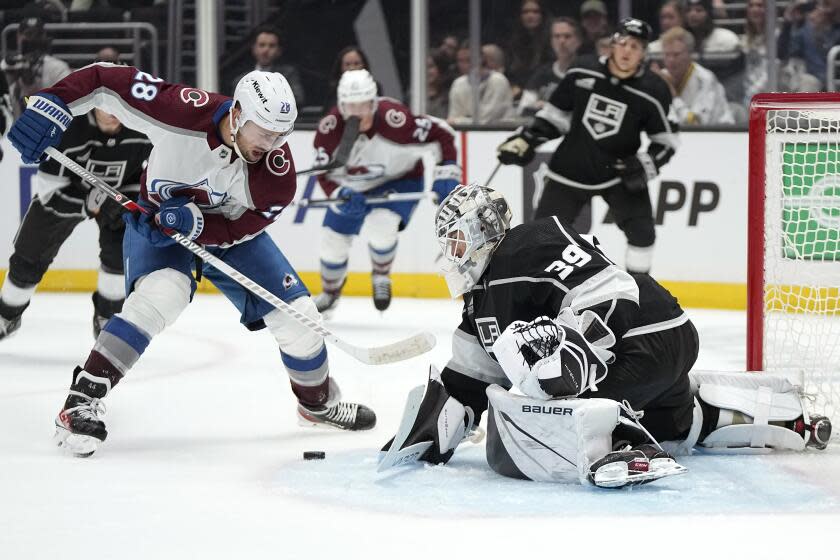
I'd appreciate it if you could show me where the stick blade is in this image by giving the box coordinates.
[329,331,436,365]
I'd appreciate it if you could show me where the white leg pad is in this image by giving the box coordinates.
[264,296,324,357]
[116,268,191,337]
[320,227,353,264]
[365,208,400,251]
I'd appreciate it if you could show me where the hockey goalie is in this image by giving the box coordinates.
[380,183,832,488]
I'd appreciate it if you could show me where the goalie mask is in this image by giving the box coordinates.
[435,183,512,297]
[337,69,378,119]
[231,70,297,162]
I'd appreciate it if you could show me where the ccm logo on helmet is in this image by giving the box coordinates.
[521,405,573,416]
[180,88,210,107]
[266,147,291,176]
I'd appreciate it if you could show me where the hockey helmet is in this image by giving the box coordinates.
[337,69,378,119]
[613,17,652,46]
[435,183,512,298]
[231,70,297,161]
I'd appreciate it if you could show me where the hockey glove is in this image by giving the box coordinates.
[8,94,72,164]
[155,196,204,240]
[123,209,176,248]
[431,161,462,203]
[612,152,658,193]
[332,186,367,218]
[496,128,540,166]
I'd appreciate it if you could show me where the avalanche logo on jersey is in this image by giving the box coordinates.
[385,108,407,128]
[266,147,291,176]
[476,317,502,355]
[582,93,627,140]
[147,178,229,208]
[343,164,387,182]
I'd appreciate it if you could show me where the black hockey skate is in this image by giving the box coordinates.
[0,300,26,341]
[372,274,392,311]
[54,367,110,457]
[297,401,377,431]
[314,290,341,314]
[792,414,832,450]
[91,292,124,339]
[589,444,686,488]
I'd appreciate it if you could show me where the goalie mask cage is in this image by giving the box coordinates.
[749,92,840,428]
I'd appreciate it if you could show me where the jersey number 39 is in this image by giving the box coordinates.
[545,245,591,280]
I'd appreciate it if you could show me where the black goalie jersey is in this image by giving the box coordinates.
[440,216,698,436]
[534,55,678,190]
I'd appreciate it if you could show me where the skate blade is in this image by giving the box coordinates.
[592,460,687,488]
[296,411,349,431]
[54,425,101,458]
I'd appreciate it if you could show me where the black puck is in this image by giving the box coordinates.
[303,451,326,460]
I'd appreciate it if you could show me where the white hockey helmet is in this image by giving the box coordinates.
[231,70,297,161]
[337,69,378,118]
[435,183,512,297]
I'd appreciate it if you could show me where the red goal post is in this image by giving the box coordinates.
[748,92,840,424]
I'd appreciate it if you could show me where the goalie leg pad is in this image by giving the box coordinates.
[485,385,618,484]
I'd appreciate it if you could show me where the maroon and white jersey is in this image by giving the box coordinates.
[41,63,296,247]
[313,98,457,196]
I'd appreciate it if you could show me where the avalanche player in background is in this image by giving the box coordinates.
[7,64,375,457]
[312,69,460,313]
[0,109,151,340]
[382,184,831,487]
[497,18,678,275]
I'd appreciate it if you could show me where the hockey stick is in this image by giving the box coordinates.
[296,116,360,176]
[44,146,436,365]
[484,161,501,186]
[294,191,434,208]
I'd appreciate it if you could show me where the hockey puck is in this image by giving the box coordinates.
[303,451,326,460]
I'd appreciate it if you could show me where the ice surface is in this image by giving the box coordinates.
[1,294,838,559]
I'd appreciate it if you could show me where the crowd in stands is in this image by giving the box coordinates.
[5,0,840,127]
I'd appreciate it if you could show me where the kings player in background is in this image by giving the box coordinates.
[7,64,376,457]
[312,69,460,314]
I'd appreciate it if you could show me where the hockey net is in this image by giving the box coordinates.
[748,93,840,430]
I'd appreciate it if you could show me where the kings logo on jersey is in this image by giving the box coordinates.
[476,317,502,355]
[147,178,230,209]
[582,93,627,140]
[83,159,127,191]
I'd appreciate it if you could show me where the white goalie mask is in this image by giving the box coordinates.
[435,183,512,297]
[337,69,378,119]
[231,70,298,162]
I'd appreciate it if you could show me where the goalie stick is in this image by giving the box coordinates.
[44,146,436,366]
[294,191,434,208]
[296,115,360,176]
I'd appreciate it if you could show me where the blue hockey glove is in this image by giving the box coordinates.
[432,161,462,203]
[123,209,176,248]
[332,187,367,218]
[8,94,72,164]
[155,196,204,240]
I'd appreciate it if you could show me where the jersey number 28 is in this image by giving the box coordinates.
[131,71,163,101]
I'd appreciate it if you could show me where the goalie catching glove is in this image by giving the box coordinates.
[492,308,613,399]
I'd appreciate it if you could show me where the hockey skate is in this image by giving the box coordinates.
[91,292,124,339]
[372,274,392,311]
[54,367,110,457]
[0,300,26,341]
[792,414,832,450]
[589,444,687,488]
[297,401,377,431]
[314,290,341,314]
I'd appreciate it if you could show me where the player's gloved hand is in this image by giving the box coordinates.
[497,128,540,166]
[431,161,461,203]
[155,196,204,240]
[332,186,367,218]
[8,94,72,164]
[612,152,658,193]
[123,203,177,248]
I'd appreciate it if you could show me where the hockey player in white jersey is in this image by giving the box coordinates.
[311,69,460,313]
[380,184,831,488]
[7,64,376,457]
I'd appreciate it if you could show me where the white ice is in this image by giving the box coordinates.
[1,294,838,559]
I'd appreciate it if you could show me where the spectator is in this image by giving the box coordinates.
[655,26,734,124]
[517,17,581,117]
[579,0,611,56]
[427,49,454,119]
[649,1,684,58]
[1,16,70,119]
[447,44,514,125]
[95,46,120,64]
[683,0,744,101]
[232,26,305,105]
[783,0,840,89]
[323,45,382,109]
[438,34,460,63]
[505,0,553,100]
[742,0,820,108]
